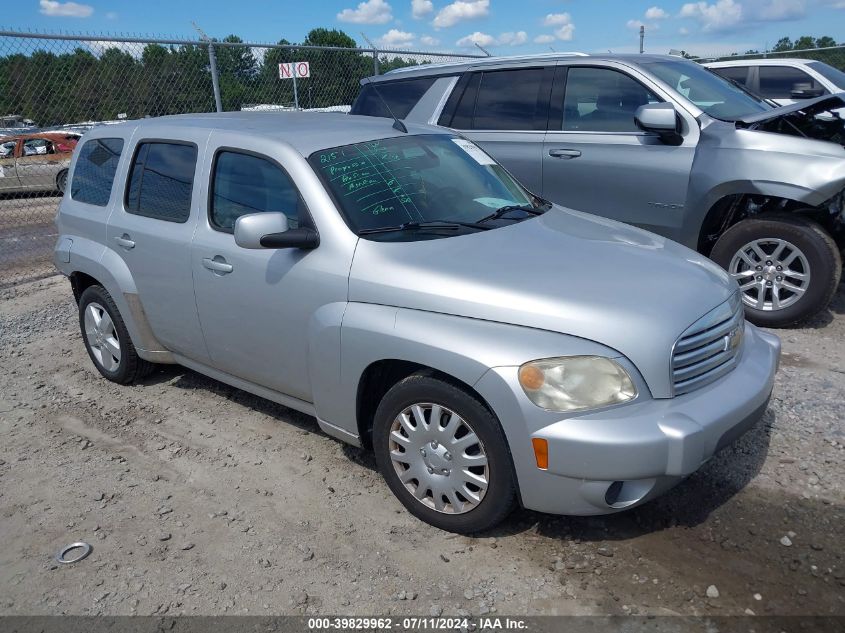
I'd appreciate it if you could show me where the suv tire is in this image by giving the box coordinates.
[373,374,516,533]
[78,285,154,384]
[711,216,842,328]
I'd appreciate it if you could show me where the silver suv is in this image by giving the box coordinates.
[353,53,845,327]
[54,113,780,532]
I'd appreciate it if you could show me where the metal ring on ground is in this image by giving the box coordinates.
[56,542,92,564]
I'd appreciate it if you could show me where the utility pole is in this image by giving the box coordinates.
[639,25,645,54]
[192,21,223,112]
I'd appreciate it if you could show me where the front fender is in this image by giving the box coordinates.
[318,302,620,442]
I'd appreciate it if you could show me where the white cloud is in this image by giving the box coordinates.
[411,0,433,19]
[627,19,646,30]
[751,0,806,21]
[39,0,93,18]
[377,28,415,47]
[645,6,670,20]
[456,31,496,47]
[337,0,393,25]
[433,0,490,29]
[543,13,571,26]
[679,26,690,34]
[419,34,440,46]
[533,34,555,44]
[85,40,141,58]
[679,0,743,32]
[499,31,528,45]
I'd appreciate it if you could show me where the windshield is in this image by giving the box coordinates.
[807,61,845,90]
[309,134,542,241]
[640,59,771,121]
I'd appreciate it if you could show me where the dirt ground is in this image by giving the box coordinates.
[0,275,843,618]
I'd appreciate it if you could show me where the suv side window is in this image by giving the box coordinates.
[758,66,825,99]
[562,67,659,133]
[125,141,197,223]
[712,66,750,87]
[71,138,124,206]
[351,77,436,119]
[470,68,546,130]
[210,150,302,232]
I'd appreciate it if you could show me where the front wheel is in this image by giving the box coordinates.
[710,216,842,327]
[373,375,516,533]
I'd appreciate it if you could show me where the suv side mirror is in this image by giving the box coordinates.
[634,103,682,145]
[234,212,319,250]
[790,83,825,99]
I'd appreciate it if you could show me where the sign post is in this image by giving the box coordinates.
[279,61,311,110]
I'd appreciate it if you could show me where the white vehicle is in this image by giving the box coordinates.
[706,58,845,106]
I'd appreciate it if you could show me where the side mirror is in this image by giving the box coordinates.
[634,103,682,145]
[790,83,825,99]
[233,213,320,250]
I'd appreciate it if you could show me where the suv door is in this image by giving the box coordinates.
[439,66,553,194]
[106,133,211,362]
[542,64,697,240]
[190,133,330,401]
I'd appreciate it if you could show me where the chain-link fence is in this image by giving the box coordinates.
[0,30,483,287]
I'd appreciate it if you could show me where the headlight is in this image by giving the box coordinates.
[518,356,637,412]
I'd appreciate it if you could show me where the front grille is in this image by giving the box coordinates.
[672,293,744,396]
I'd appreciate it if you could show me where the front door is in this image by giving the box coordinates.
[105,135,210,362]
[0,140,20,190]
[542,65,696,243]
[16,138,61,190]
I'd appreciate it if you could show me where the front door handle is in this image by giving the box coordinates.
[114,234,135,249]
[202,256,233,274]
[548,149,582,159]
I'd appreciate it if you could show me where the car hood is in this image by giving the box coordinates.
[348,207,736,398]
[736,93,845,124]
[735,94,845,148]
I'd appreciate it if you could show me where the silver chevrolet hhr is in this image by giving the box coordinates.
[54,113,780,533]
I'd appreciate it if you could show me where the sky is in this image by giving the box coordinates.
[7,0,845,57]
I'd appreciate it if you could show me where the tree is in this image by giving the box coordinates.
[772,37,792,52]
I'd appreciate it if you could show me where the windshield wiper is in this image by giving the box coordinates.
[358,220,490,235]
[477,204,544,225]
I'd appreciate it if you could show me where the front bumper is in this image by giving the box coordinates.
[474,322,780,516]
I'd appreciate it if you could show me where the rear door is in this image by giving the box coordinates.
[541,63,697,241]
[440,65,553,194]
[106,131,211,362]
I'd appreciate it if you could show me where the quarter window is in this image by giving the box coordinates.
[758,66,824,99]
[71,138,124,207]
[562,67,659,132]
[351,77,436,119]
[125,142,197,223]
[210,151,302,232]
[712,66,750,87]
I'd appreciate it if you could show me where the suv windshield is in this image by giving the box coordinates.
[640,59,771,121]
[309,134,545,241]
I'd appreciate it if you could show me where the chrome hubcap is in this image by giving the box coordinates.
[84,302,121,371]
[729,238,810,312]
[388,403,489,515]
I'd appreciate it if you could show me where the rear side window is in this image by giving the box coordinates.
[125,142,197,223]
[210,151,302,232]
[758,66,824,99]
[351,77,436,119]
[71,138,124,207]
[711,66,750,87]
[472,68,545,130]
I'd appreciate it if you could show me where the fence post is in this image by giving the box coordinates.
[373,48,380,75]
[207,42,223,113]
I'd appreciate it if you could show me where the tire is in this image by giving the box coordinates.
[78,285,154,384]
[56,169,68,194]
[373,374,516,533]
[710,216,842,327]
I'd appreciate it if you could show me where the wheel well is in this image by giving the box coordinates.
[697,194,833,256]
[355,359,493,450]
[69,271,99,304]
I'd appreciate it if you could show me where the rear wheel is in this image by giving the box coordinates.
[710,216,841,327]
[57,169,68,194]
[373,375,516,533]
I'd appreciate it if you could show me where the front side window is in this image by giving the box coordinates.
[71,138,124,207]
[711,66,750,87]
[210,151,302,232]
[758,66,825,99]
[640,59,769,121]
[125,142,197,223]
[23,138,53,155]
[562,67,660,132]
[309,134,544,241]
[351,77,436,119]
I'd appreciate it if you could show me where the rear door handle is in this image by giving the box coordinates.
[114,234,135,249]
[202,256,233,274]
[548,149,582,159]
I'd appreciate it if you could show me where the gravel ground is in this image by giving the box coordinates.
[0,275,843,617]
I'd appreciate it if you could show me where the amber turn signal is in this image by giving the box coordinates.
[531,437,549,470]
[518,364,545,391]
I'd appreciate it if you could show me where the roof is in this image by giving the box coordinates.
[88,112,445,157]
[705,58,820,67]
[370,52,687,82]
